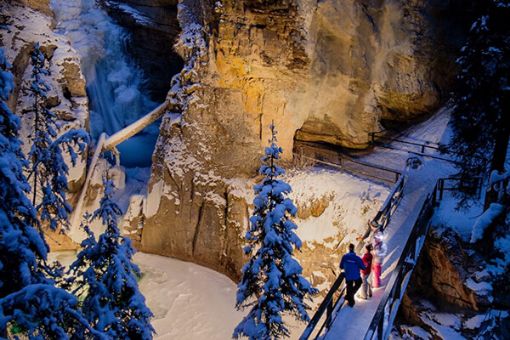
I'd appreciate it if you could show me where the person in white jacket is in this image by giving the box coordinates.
[372,231,387,288]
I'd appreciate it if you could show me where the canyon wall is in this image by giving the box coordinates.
[139,0,472,280]
[1,1,89,250]
[397,224,510,338]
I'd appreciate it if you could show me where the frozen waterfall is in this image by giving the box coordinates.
[51,0,160,167]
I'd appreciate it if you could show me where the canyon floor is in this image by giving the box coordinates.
[49,166,389,339]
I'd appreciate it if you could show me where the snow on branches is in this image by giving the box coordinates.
[234,124,317,339]
[0,47,48,298]
[0,48,95,339]
[450,2,510,183]
[0,284,104,339]
[69,151,154,339]
[27,43,89,231]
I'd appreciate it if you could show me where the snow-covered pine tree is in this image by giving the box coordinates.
[449,1,510,191]
[69,151,154,339]
[234,124,317,339]
[27,42,89,231]
[0,48,99,339]
[0,44,47,303]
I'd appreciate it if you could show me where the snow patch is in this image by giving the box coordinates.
[470,203,504,243]
[431,192,483,242]
[145,180,165,219]
[420,312,465,340]
[135,253,307,339]
[465,278,493,296]
[494,234,510,265]
[284,168,388,246]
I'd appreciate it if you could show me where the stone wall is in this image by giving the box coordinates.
[397,222,510,338]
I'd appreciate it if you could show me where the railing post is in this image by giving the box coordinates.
[378,318,384,340]
[434,181,439,206]
[439,178,444,201]
[327,299,333,320]
[477,177,482,199]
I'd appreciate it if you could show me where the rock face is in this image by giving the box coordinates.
[403,228,487,313]
[13,0,52,16]
[179,0,467,153]
[1,1,90,250]
[397,224,510,338]
[138,0,473,281]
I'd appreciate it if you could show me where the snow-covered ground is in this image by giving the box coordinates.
[431,192,484,242]
[50,251,308,339]
[136,168,389,339]
[51,164,390,339]
[285,168,388,248]
[135,253,246,340]
[50,251,245,339]
[360,107,453,169]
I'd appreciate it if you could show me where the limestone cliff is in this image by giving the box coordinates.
[1,1,89,250]
[138,0,472,281]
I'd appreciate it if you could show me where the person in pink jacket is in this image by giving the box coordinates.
[372,231,387,288]
[358,243,373,299]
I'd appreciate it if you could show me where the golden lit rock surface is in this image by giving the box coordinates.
[140,0,468,281]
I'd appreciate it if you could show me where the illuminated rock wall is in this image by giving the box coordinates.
[139,0,470,281]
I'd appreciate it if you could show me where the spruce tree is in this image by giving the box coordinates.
[450,1,510,184]
[27,42,89,231]
[0,44,47,302]
[69,152,154,339]
[234,124,317,339]
[0,48,99,339]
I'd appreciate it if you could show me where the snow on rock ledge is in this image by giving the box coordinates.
[285,169,388,291]
[140,162,388,290]
[470,203,505,243]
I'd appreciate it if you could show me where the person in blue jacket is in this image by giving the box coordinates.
[340,243,366,307]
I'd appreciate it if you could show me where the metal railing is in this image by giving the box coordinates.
[293,142,402,185]
[363,183,437,340]
[369,131,443,154]
[299,274,347,340]
[370,175,405,231]
[300,172,482,340]
[368,131,461,165]
[361,175,482,339]
[434,176,483,202]
[299,165,408,340]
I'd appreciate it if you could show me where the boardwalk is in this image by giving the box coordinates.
[316,107,457,339]
[324,159,454,339]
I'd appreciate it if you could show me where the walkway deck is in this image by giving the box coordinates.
[322,107,456,339]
